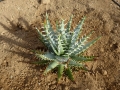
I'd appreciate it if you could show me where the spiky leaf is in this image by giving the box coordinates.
[70,55,94,62]
[36,28,50,48]
[35,52,56,61]
[65,15,73,45]
[67,31,94,55]
[57,34,65,55]
[55,56,69,62]
[69,60,89,71]
[66,15,73,33]
[58,64,64,81]
[69,60,84,67]
[69,17,85,48]
[72,36,101,55]
[65,68,74,82]
[44,13,59,53]
[35,13,101,82]
[44,61,59,74]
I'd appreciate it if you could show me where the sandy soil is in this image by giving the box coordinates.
[0,0,120,90]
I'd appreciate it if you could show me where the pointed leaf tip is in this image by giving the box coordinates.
[65,68,74,82]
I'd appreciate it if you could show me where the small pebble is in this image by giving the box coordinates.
[38,82,40,85]
[102,70,107,75]
[10,75,13,79]
[113,30,117,33]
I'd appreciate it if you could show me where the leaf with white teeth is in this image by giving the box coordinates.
[69,17,85,48]
[70,55,94,62]
[57,34,65,55]
[67,31,94,55]
[35,13,101,82]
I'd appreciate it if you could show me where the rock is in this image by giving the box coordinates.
[10,75,13,79]
[113,30,118,33]
[38,82,40,85]
[102,70,107,75]
[41,0,50,4]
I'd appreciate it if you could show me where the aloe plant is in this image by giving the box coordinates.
[35,13,100,82]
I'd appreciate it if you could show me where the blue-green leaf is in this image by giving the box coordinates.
[44,13,58,53]
[57,34,65,55]
[55,56,69,62]
[36,28,50,48]
[69,60,84,67]
[65,15,73,44]
[35,52,56,61]
[69,17,85,47]
[67,31,97,55]
[69,60,89,71]
[44,61,59,74]
[73,36,101,55]
[65,67,74,82]
[58,64,64,81]
[75,31,93,48]
[66,15,73,33]
[59,20,67,44]
[70,55,94,62]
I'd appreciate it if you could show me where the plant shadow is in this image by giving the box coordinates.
[0,0,4,2]
[0,16,46,67]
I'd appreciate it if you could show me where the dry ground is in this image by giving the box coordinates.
[0,0,120,90]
